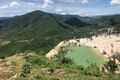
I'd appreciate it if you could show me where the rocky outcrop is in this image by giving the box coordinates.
[46,34,120,60]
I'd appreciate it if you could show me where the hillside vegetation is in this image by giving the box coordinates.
[0,53,120,80]
[0,10,120,57]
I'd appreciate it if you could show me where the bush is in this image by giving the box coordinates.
[83,64,102,77]
[112,52,120,62]
[105,58,118,73]
[19,62,32,78]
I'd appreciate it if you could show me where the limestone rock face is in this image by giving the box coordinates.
[46,34,120,59]
[46,41,65,60]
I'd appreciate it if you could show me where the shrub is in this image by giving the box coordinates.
[83,64,102,77]
[105,58,118,73]
[19,62,32,78]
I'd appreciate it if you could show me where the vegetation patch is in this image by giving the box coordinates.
[65,46,107,67]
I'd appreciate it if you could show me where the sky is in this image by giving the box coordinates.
[0,0,120,17]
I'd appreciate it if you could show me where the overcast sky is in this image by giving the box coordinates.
[0,0,120,17]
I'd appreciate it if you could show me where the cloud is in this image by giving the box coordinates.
[9,1,20,7]
[81,0,89,4]
[80,12,90,16]
[0,1,20,9]
[59,0,89,4]
[42,0,54,8]
[60,0,77,3]
[111,0,120,5]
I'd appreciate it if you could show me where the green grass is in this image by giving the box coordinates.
[65,46,107,67]
[16,53,120,80]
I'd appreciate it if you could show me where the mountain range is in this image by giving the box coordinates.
[0,10,120,58]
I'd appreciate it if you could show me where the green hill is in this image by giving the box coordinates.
[0,11,93,57]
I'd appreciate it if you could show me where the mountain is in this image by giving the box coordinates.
[96,15,120,32]
[0,10,91,57]
[0,10,120,58]
[0,17,10,29]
